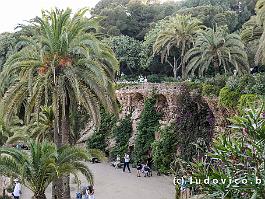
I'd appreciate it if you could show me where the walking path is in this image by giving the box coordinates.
[21,162,175,199]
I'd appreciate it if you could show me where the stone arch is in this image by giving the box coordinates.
[131,92,144,109]
[154,94,169,120]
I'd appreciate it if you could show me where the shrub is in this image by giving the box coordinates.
[0,196,12,199]
[201,83,221,97]
[147,74,162,83]
[185,81,202,91]
[226,74,255,94]
[110,115,132,159]
[219,86,241,108]
[238,94,261,111]
[252,73,265,95]
[204,74,227,88]
[191,106,265,198]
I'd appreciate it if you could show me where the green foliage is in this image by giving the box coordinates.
[87,109,116,152]
[184,27,250,77]
[219,86,241,108]
[108,36,143,74]
[110,115,132,158]
[0,32,17,68]
[93,1,179,40]
[140,18,172,73]
[252,73,265,95]
[0,8,119,149]
[191,105,265,198]
[152,125,177,174]
[177,5,239,32]
[225,73,265,95]
[0,140,93,198]
[238,94,261,110]
[153,14,204,79]
[201,83,221,97]
[134,96,161,163]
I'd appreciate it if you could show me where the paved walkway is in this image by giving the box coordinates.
[21,162,175,199]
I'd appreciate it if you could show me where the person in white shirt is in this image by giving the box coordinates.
[13,179,21,199]
[123,153,131,173]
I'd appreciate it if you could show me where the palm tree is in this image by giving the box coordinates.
[153,14,204,79]
[184,28,250,77]
[255,0,265,65]
[0,141,93,199]
[0,8,118,198]
[6,106,54,144]
[240,16,263,43]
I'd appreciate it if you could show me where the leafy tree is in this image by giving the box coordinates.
[0,141,93,199]
[177,5,239,32]
[91,0,130,15]
[134,96,161,163]
[108,35,143,75]
[93,1,180,40]
[184,28,250,77]
[153,14,204,79]
[140,18,172,74]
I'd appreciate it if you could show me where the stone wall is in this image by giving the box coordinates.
[115,83,231,145]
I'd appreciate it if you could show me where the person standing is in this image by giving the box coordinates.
[12,179,21,199]
[123,153,131,173]
[86,185,95,199]
[115,155,121,169]
[136,161,142,177]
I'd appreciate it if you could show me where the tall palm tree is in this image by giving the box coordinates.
[255,0,265,65]
[0,141,93,199]
[153,14,204,79]
[0,8,118,198]
[184,28,250,77]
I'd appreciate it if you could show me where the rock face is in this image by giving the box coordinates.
[116,83,184,121]
[116,83,217,145]
[116,83,180,144]
[116,83,231,145]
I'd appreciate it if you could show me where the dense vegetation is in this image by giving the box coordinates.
[0,0,265,198]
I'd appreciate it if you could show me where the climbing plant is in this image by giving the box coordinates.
[110,114,132,158]
[152,124,177,174]
[153,85,215,174]
[87,108,116,153]
[134,96,161,163]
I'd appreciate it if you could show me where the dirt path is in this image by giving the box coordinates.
[21,162,175,199]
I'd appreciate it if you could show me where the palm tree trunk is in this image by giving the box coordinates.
[52,96,63,199]
[173,56,177,79]
[52,88,71,199]
[61,99,71,199]
[181,56,186,79]
[213,57,220,74]
[181,43,187,80]
[34,191,47,199]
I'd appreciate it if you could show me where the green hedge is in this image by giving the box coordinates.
[238,94,261,111]
[219,86,241,108]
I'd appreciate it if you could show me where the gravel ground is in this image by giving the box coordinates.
[21,162,175,199]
